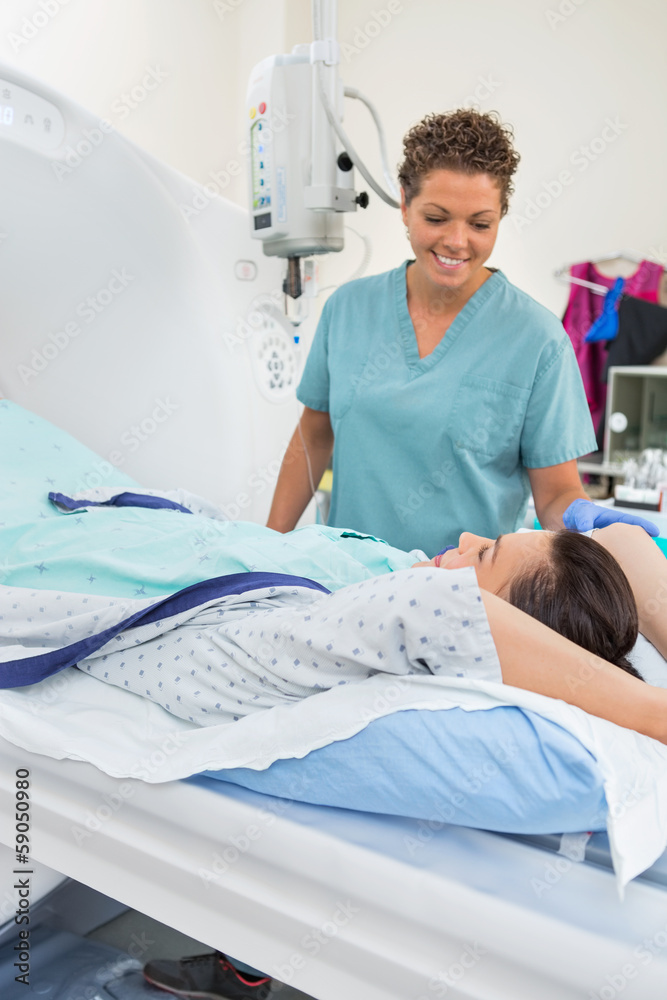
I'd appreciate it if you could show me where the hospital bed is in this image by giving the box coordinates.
[1,740,667,1000]
[2,64,667,1000]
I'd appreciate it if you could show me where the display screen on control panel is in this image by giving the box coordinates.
[0,78,65,152]
[250,118,271,212]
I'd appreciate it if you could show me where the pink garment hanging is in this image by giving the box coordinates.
[562,260,664,434]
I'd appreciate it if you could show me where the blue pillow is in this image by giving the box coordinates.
[202,705,608,834]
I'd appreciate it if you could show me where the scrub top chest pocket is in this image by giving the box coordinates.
[450,373,531,467]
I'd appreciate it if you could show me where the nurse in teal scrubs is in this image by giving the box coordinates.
[267,109,655,555]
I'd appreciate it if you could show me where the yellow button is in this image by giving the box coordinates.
[249,106,256,119]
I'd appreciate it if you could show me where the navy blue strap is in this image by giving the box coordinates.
[0,572,330,689]
[49,491,193,514]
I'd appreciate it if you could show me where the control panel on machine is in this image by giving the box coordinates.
[0,77,64,151]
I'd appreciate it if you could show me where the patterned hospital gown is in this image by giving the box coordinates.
[78,567,501,726]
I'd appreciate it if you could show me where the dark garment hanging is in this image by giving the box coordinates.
[595,296,667,450]
[603,295,667,379]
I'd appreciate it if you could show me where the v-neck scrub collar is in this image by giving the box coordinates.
[395,260,503,374]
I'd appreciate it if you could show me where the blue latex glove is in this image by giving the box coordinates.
[563,498,659,536]
[584,277,625,343]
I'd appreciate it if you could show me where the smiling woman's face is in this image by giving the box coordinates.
[400,168,502,298]
[419,531,554,596]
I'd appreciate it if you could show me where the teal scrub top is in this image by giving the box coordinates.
[297,262,597,556]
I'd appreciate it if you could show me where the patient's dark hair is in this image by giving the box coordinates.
[506,531,642,680]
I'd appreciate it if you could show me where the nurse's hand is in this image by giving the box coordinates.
[563,498,660,537]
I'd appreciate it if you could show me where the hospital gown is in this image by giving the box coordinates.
[77,567,500,726]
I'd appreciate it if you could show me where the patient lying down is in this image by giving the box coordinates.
[72,521,667,745]
[415,528,641,678]
[427,522,667,745]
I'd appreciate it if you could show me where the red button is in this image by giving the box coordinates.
[258,101,266,115]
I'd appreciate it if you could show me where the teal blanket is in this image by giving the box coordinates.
[0,401,418,596]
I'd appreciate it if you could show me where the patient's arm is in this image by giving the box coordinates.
[480,588,667,745]
[593,524,667,660]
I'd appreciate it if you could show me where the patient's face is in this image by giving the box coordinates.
[420,531,552,596]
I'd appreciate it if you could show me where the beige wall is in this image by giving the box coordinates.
[1,0,665,315]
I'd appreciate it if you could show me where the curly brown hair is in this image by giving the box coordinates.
[398,109,520,216]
